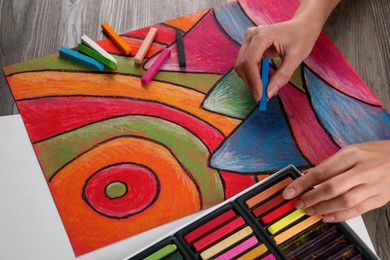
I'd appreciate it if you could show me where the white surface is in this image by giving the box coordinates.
[0,115,376,259]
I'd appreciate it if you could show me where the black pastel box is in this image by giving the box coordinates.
[126,165,378,260]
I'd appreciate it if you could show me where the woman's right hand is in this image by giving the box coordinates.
[234,0,341,101]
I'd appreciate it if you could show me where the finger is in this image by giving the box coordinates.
[234,63,250,88]
[304,184,372,216]
[322,195,386,222]
[242,29,273,101]
[295,168,365,209]
[267,51,301,98]
[235,27,255,86]
[236,27,256,65]
[283,146,358,200]
[243,56,263,101]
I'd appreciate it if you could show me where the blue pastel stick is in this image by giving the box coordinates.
[259,58,270,111]
[58,46,104,71]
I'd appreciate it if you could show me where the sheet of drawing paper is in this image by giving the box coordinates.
[3,0,389,256]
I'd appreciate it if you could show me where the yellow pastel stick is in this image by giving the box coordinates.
[102,22,132,55]
[274,215,322,244]
[267,209,306,235]
[200,226,253,259]
[236,243,268,260]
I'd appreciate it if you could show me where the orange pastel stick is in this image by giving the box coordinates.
[101,22,132,55]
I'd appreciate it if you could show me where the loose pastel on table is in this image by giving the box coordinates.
[59,23,179,84]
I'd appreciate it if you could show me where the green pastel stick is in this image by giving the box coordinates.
[164,250,183,260]
[144,244,177,260]
[77,43,117,69]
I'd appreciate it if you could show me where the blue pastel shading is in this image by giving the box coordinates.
[210,98,309,173]
[214,2,255,44]
[305,66,390,146]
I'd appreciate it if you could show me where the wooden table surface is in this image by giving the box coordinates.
[1,0,389,259]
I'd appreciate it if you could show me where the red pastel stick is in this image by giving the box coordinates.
[183,209,236,244]
[193,217,246,251]
[261,198,298,224]
[141,48,171,85]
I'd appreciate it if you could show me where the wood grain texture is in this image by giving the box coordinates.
[325,2,390,258]
[0,0,389,259]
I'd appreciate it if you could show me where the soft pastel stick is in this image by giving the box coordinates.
[214,236,258,260]
[245,177,293,208]
[164,250,183,260]
[81,34,117,64]
[274,215,322,245]
[236,244,268,260]
[144,244,177,260]
[305,236,349,259]
[184,209,236,243]
[141,48,171,85]
[267,209,306,235]
[259,58,270,111]
[252,193,285,218]
[288,227,341,259]
[332,245,359,260]
[102,22,132,55]
[58,46,104,71]
[193,217,245,251]
[261,198,298,224]
[176,29,186,67]
[135,27,158,64]
[77,44,117,70]
[200,226,253,259]
[279,222,332,254]
[261,254,276,260]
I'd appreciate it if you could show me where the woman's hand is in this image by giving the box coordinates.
[282,140,390,222]
[234,0,341,101]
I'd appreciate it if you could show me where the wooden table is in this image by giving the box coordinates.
[1,0,389,259]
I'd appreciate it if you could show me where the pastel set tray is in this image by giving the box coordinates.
[126,165,377,260]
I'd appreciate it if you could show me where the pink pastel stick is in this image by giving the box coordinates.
[214,236,258,260]
[141,48,171,85]
[261,254,276,260]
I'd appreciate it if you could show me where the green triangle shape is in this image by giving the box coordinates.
[202,69,257,119]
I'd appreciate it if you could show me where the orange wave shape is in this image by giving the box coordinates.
[9,71,240,135]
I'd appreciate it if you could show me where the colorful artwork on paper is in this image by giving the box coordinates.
[3,0,390,256]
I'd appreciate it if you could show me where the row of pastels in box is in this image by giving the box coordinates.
[126,165,378,260]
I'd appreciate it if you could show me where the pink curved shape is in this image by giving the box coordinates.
[278,81,340,165]
[144,10,240,74]
[238,0,297,25]
[238,0,381,106]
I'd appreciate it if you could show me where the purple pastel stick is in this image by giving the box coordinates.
[141,48,171,85]
[214,236,258,260]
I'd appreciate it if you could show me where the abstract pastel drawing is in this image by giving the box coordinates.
[3,0,389,256]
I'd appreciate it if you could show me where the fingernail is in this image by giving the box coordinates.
[267,86,278,98]
[323,215,335,222]
[283,188,296,199]
[295,199,304,209]
[305,207,314,216]
[253,91,261,102]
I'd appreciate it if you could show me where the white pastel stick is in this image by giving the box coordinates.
[81,34,117,64]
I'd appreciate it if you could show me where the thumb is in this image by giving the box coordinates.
[267,53,300,98]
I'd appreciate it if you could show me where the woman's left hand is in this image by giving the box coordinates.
[282,140,390,222]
